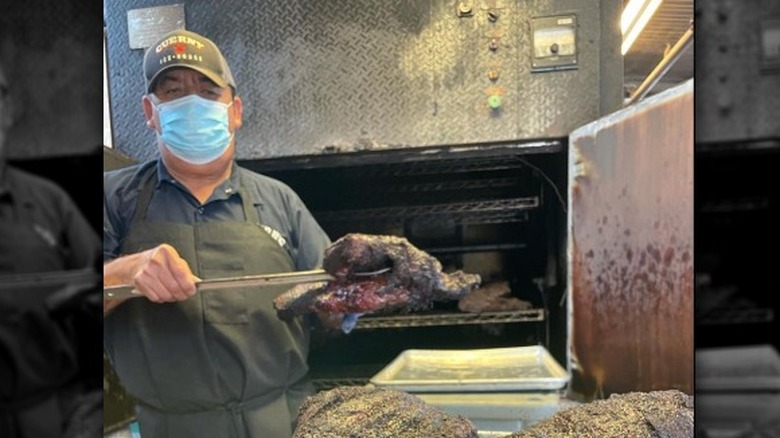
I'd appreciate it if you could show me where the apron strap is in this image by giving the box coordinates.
[237,172,260,225]
[129,170,158,228]
[236,171,293,255]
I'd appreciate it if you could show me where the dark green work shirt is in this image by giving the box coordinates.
[0,163,100,273]
[103,159,331,270]
[0,163,101,437]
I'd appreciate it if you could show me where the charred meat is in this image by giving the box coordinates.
[457,281,532,313]
[292,386,478,438]
[274,234,481,322]
[507,390,694,438]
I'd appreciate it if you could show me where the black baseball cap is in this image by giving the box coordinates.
[143,29,236,93]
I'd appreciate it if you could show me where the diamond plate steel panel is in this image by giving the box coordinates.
[0,0,102,159]
[105,0,620,161]
[696,0,780,143]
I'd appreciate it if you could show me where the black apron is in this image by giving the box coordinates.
[0,205,78,437]
[104,172,313,438]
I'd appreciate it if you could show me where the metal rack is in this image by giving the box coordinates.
[699,307,775,325]
[316,197,540,226]
[350,310,545,330]
[241,141,565,173]
[338,155,536,178]
[309,309,549,392]
[351,177,524,195]
[254,144,566,390]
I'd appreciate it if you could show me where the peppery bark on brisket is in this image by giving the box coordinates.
[457,281,532,313]
[507,390,695,438]
[273,234,481,324]
[292,386,478,438]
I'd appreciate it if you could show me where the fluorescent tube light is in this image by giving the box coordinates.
[621,0,663,55]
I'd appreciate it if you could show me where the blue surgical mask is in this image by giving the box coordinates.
[154,94,234,165]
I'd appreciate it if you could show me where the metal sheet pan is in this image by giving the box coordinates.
[696,344,780,391]
[370,346,569,392]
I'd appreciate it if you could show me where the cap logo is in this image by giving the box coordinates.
[156,36,206,67]
[146,31,234,90]
[155,35,205,54]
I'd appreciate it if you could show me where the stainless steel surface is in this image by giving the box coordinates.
[103,269,335,299]
[419,392,563,435]
[370,346,569,392]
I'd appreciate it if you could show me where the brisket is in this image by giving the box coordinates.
[507,390,694,438]
[457,281,532,313]
[274,234,481,322]
[292,386,478,438]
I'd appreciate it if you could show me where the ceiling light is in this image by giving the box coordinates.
[621,0,663,55]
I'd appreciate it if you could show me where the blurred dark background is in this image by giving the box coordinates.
[1,0,103,232]
[695,1,780,436]
[694,0,780,352]
[1,2,104,436]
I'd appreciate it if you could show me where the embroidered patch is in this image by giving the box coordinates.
[33,223,58,248]
[260,225,288,249]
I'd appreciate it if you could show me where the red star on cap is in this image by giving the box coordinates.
[173,43,186,54]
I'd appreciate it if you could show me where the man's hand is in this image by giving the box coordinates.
[104,244,199,314]
[130,244,198,302]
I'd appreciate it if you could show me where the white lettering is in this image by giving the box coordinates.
[158,54,202,66]
[155,35,205,53]
[261,225,288,249]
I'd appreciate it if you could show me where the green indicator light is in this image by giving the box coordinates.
[488,94,502,109]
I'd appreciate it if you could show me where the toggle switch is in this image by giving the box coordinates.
[457,2,473,17]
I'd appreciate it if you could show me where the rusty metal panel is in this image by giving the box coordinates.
[104,0,621,162]
[567,80,693,399]
[696,0,780,143]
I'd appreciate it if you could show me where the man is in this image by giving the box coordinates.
[0,62,102,437]
[0,66,99,278]
[103,29,332,438]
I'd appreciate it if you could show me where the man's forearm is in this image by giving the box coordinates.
[103,252,147,316]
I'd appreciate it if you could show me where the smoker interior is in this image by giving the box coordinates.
[695,143,780,350]
[241,141,569,389]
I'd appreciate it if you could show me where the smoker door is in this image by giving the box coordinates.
[567,80,693,398]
